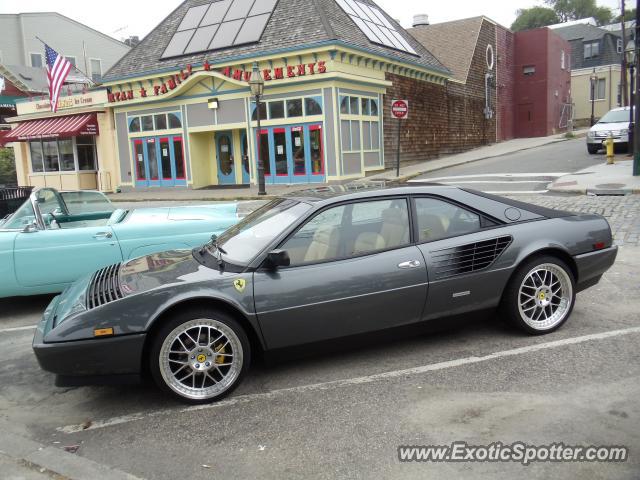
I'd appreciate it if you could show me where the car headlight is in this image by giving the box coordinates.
[587,131,596,139]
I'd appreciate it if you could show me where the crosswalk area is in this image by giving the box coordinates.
[408,172,570,194]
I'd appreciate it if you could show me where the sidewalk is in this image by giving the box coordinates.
[549,158,640,195]
[359,129,588,183]
[108,130,584,202]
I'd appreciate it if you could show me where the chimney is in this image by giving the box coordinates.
[413,14,430,28]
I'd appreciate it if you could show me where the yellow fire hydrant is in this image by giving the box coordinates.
[604,135,615,164]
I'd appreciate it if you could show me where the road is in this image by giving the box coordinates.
[411,139,606,194]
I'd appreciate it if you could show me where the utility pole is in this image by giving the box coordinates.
[621,0,629,106]
[634,0,640,175]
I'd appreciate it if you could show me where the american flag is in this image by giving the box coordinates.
[44,44,73,113]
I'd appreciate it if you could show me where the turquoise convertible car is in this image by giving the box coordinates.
[0,188,238,298]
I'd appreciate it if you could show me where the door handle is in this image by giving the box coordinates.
[93,232,113,239]
[398,260,421,269]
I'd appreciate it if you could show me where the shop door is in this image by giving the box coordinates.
[158,137,175,187]
[308,124,325,183]
[216,132,235,185]
[241,131,250,184]
[272,128,289,184]
[133,138,161,187]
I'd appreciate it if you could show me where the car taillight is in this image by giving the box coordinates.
[593,242,606,250]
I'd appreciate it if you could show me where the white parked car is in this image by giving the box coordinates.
[586,107,632,154]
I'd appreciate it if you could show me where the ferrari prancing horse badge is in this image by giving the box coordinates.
[233,279,246,293]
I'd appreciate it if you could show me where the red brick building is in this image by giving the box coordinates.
[514,28,572,138]
[410,17,570,144]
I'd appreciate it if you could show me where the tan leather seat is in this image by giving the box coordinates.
[353,232,385,255]
[304,225,340,262]
[419,213,447,241]
[380,208,409,248]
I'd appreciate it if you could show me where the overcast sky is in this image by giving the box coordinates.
[0,0,626,42]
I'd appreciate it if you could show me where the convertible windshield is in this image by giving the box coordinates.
[1,198,36,230]
[211,199,312,265]
[598,109,631,124]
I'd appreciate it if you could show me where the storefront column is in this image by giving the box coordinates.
[13,142,29,186]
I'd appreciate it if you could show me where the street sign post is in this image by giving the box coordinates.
[391,100,409,177]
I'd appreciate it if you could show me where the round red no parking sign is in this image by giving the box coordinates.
[391,99,409,119]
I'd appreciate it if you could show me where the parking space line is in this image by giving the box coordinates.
[58,326,640,434]
[0,325,36,334]
[409,173,569,182]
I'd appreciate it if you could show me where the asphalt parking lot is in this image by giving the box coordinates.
[1,196,639,479]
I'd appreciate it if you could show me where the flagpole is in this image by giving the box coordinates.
[34,36,95,86]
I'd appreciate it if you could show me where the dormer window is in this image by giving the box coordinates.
[584,41,600,59]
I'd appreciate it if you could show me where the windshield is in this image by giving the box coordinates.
[210,199,312,266]
[1,198,36,230]
[60,191,114,214]
[598,110,631,124]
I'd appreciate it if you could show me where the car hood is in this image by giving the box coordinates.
[590,122,628,133]
[118,249,207,295]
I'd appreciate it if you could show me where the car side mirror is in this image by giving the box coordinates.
[265,250,290,269]
[22,221,38,233]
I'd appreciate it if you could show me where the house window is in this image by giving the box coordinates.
[30,53,43,68]
[523,65,536,76]
[561,50,565,70]
[65,56,76,67]
[90,59,102,83]
[584,41,600,59]
[617,39,623,54]
[590,78,606,100]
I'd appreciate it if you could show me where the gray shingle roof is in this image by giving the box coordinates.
[0,64,48,93]
[553,23,618,42]
[103,0,448,81]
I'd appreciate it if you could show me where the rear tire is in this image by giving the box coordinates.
[587,144,599,154]
[149,308,250,404]
[500,255,576,335]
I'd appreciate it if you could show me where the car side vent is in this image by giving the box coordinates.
[86,263,124,309]
[431,236,512,280]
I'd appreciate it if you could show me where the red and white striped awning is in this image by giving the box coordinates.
[3,113,99,143]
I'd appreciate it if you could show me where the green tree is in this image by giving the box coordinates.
[615,8,636,22]
[511,6,560,31]
[0,147,17,186]
[544,0,612,25]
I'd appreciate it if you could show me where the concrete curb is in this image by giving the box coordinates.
[0,423,143,480]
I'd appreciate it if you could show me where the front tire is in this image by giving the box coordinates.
[501,256,576,335]
[150,308,250,404]
[587,144,599,154]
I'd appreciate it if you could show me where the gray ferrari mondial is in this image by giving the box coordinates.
[33,185,617,403]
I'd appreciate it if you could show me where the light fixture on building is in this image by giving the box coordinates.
[249,61,266,196]
[208,97,219,109]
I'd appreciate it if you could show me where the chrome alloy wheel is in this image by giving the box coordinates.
[159,319,243,400]
[517,263,573,331]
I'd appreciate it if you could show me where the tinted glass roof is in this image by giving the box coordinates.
[335,0,417,55]
[161,0,279,58]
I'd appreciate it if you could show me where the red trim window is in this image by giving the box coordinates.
[273,128,288,177]
[159,137,173,180]
[291,126,306,176]
[173,136,186,180]
[309,124,324,175]
[257,129,271,176]
[133,139,145,181]
[146,138,159,180]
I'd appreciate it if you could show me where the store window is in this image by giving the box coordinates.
[340,96,349,114]
[370,99,378,116]
[154,114,168,130]
[43,141,60,172]
[77,136,97,171]
[269,100,285,119]
[29,142,44,173]
[29,137,97,173]
[287,99,303,117]
[340,95,378,116]
[251,102,267,121]
[141,115,154,131]
[59,139,75,171]
[305,96,323,115]
[129,112,182,133]
[361,98,370,115]
[349,97,360,115]
[591,78,606,101]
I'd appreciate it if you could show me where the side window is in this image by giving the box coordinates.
[415,198,481,243]
[281,199,410,266]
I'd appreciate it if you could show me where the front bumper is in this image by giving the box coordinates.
[32,296,146,380]
[587,136,628,146]
[574,246,618,292]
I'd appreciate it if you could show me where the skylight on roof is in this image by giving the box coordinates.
[162,0,279,59]
[335,0,417,55]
